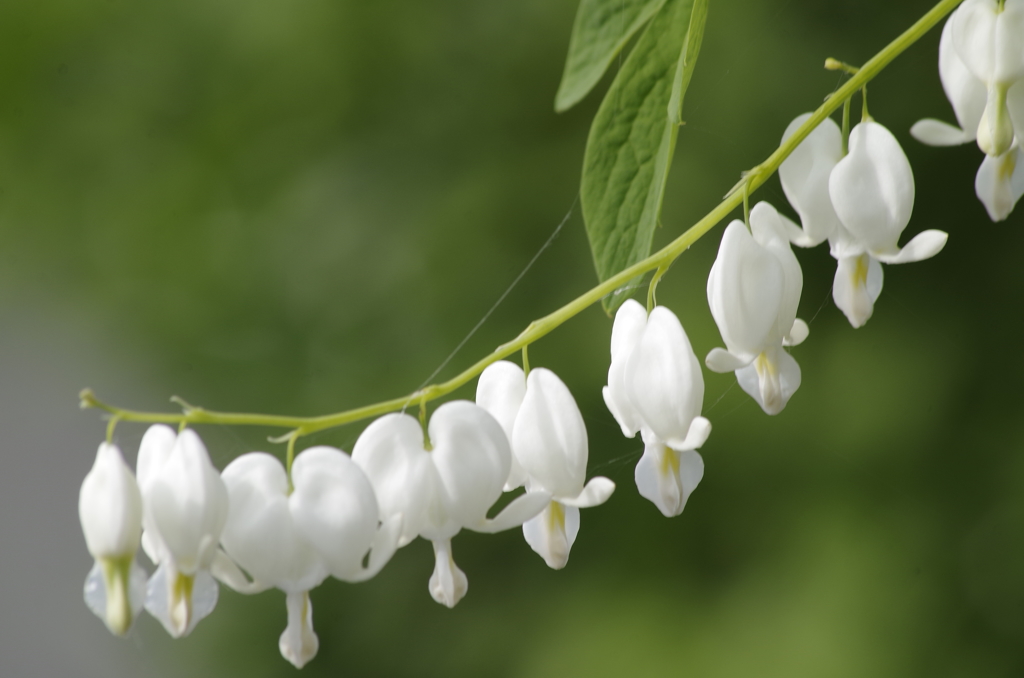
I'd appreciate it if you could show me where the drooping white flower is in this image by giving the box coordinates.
[475,360,528,491]
[911,16,989,146]
[828,121,948,327]
[706,204,808,415]
[477,362,614,569]
[951,0,1024,155]
[79,442,146,636]
[352,401,549,607]
[136,425,228,638]
[976,142,1024,221]
[779,113,846,247]
[603,300,710,518]
[218,447,399,668]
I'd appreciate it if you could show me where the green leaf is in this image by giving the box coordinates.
[554,0,667,113]
[580,0,708,313]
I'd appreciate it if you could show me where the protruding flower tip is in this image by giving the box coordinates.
[144,564,219,638]
[833,253,883,329]
[523,501,580,570]
[977,88,1016,157]
[635,444,704,518]
[83,557,147,636]
[976,144,1024,221]
[280,592,319,669]
[429,540,468,608]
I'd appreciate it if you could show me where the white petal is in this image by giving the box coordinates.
[475,360,525,443]
[975,144,1024,221]
[995,0,1024,85]
[79,443,143,560]
[705,347,752,373]
[522,502,580,570]
[210,549,271,594]
[430,401,511,528]
[473,489,551,533]
[750,201,805,344]
[83,557,147,636]
[144,562,218,638]
[135,424,177,489]
[290,446,380,581]
[626,306,706,447]
[603,299,648,438]
[512,368,588,498]
[784,318,809,347]
[352,412,433,545]
[910,118,973,146]
[735,346,801,416]
[280,591,319,669]
[140,530,160,565]
[832,254,884,328]
[953,0,1024,155]
[952,0,999,83]
[1009,80,1024,140]
[634,443,704,518]
[670,415,712,453]
[609,298,648,358]
[343,513,403,583]
[873,230,949,264]
[777,210,818,248]
[708,221,785,358]
[428,539,468,608]
[143,429,228,575]
[978,85,1018,156]
[779,113,846,246]
[938,16,987,139]
[560,476,615,508]
[220,452,326,593]
[830,121,915,254]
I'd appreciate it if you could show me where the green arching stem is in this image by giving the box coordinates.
[418,398,432,451]
[106,415,120,444]
[647,264,669,312]
[842,97,852,156]
[79,0,964,444]
[742,179,751,228]
[285,431,298,488]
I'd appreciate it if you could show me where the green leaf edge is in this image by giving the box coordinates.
[554,0,668,113]
[580,0,708,314]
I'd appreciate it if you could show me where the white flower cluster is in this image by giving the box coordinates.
[79,21,999,664]
[912,0,1024,221]
[79,367,616,667]
[78,100,955,666]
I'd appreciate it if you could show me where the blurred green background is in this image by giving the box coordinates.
[2,0,1023,676]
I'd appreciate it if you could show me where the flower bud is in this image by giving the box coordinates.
[79,442,146,636]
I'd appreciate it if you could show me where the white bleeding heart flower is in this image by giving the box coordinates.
[603,300,710,518]
[475,360,529,491]
[976,142,1024,220]
[218,447,399,669]
[951,0,1024,155]
[828,120,948,328]
[779,113,846,247]
[911,16,989,147]
[136,425,228,638]
[78,442,147,636]
[477,362,614,569]
[352,401,549,607]
[706,204,807,415]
